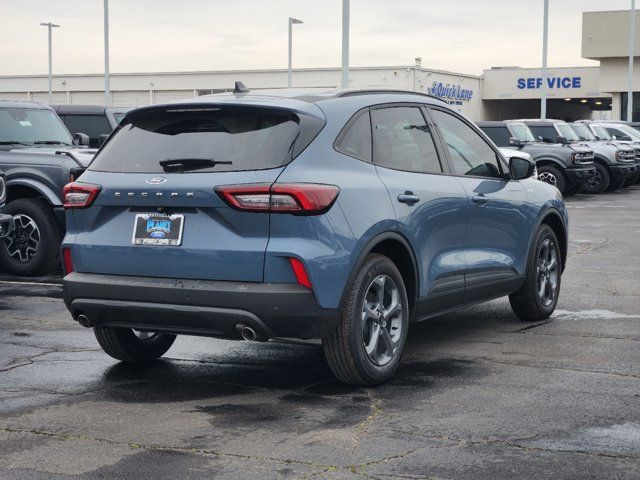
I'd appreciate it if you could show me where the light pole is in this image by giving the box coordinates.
[104,0,111,106]
[540,0,549,119]
[627,0,636,122]
[40,22,60,105]
[342,0,350,88]
[288,17,303,88]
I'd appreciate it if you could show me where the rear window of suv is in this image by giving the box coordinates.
[89,106,308,173]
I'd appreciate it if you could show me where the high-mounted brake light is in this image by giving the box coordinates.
[216,183,340,215]
[63,182,102,209]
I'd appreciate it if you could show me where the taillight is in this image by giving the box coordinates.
[63,182,101,209]
[216,183,339,215]
[62,247,74,274]
[289,257,312,289]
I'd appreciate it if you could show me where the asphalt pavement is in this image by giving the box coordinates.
[1,186,639,479]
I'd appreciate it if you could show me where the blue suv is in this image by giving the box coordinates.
[62,88,568,385]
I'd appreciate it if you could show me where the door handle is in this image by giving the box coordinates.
[397,192,420,205]
[472,195,488,206]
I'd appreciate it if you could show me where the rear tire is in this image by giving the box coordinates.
[322,254,409,385]
[509,225,562,321]
[0,198,63,276]
[537,166,566,194]
[581,163,609,194]
[94,327,176,362]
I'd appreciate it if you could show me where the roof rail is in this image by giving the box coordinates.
[335,89,441,102]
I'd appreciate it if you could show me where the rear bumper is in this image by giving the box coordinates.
[610,163,637,181]
[565,165,596,185]
[63,272,339,339]
[0,213,12,237]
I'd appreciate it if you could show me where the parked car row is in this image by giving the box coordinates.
[477,119,640,195]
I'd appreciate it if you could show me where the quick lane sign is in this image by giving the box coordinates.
[517,77,582,89]
[428,82,473,105]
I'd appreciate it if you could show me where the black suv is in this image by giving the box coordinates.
[523,119,637,193]
[477,120,595,194]
[0,100,95,276]
[54,105,130,148]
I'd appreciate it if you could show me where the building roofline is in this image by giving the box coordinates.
[0,65,480,81]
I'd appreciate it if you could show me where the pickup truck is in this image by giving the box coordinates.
[0,100,95,275]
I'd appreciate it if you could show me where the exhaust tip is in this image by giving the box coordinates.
[76,313,92,328]
[240,326,257,341]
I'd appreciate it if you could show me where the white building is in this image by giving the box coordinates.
[0,64,485,119]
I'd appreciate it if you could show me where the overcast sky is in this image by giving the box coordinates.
[0,0,632,77]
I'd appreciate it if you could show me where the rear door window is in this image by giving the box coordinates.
[335,110,371,161]
[89,106,309,173]
[371,106,443,174]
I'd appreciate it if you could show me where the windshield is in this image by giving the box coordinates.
[507,123,536,143]
[556,123,580,142]
[0,108,73,145]
[592,125,611,140]
[89,106,304,173]
[572,124,595,141]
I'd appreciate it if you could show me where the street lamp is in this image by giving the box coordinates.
[288,17,303,88]
[104,0,111,106]
[627,0,636,122]
[40,22,60,105]
[540,0,549,119]
[342,0,350,89]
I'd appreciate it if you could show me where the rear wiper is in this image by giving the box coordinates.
[0,141,28,146]
[159,158,232,173]
[34,140,72,146]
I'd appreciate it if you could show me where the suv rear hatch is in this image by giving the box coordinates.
[66,101,325,282]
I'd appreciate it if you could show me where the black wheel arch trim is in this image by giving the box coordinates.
[534,158,569,171]
[339,231,420,315]
[534,207,568,272]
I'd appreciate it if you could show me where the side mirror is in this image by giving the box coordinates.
[509,156,536,180]
[537,136,544,143]
[73,132,90,147]
[556,136,569,145]
[509,137,522,147]
[98,134,109,147]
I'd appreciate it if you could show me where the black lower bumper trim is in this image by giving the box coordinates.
[610,164,638,181]
[63,272,339,339]
[565,165,596,183]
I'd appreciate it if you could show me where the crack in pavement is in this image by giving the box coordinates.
[0,426,425,476]
[351,390,383,455]
[385,429,640,462]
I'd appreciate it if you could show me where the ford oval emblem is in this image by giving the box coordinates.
[146,177,167,185]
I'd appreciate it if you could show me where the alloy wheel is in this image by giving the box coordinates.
[585,170,602,189]
[361,275,404,366]
[538,171,557,186]
[5,214,40,263]
[536,238,558,307]
[133,330,159,341]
